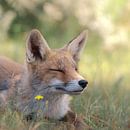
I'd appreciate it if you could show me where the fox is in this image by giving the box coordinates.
[0,29,90,130]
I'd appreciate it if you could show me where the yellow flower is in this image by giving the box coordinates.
[35,95,44,100]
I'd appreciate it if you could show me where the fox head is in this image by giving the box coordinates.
[25,29,88,95]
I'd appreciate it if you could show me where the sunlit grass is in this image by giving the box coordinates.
[0,40,130,130]
[0,40,25,63]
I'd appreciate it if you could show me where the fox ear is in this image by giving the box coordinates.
[26,29,50,63]
[64,30,87,62]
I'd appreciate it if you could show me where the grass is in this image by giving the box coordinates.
[0,39,130,130]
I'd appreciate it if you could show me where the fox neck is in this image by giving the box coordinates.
[18,70,71,120]
[44,94,71,119]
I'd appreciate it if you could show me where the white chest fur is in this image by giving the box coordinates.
[44,94,71,119]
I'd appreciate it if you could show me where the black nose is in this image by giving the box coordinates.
[78,80,88,89]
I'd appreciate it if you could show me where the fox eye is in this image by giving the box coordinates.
[49,69,65,74]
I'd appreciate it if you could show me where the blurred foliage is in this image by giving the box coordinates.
[0,0,81,40]
[0,0,130,130]
[0,0,130,47]
[0,0,42,37]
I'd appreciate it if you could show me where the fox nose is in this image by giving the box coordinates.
[78,80,88,89]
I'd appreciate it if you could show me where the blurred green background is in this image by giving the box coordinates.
[0,0,130,130]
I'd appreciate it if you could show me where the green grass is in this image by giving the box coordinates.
[0,40,130,130]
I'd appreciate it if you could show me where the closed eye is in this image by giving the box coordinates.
[49,69,65,74]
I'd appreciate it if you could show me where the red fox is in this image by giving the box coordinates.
[0,29,89,130]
